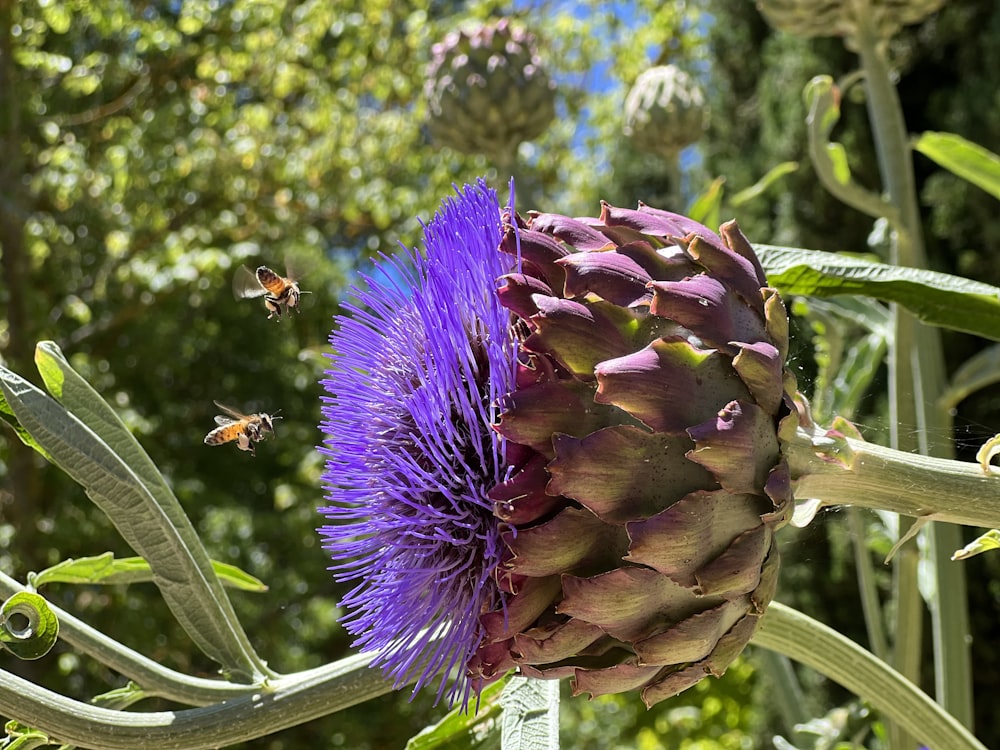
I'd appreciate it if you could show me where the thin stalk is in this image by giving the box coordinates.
[846,507,889,661]
[851,0,972,735]
[929,420,974,729]
[756,649,810,740]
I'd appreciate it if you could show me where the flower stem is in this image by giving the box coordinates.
[785,423,1000,529]
[0,571,256,706]
[0,653,392,749]
[751,602,986,750]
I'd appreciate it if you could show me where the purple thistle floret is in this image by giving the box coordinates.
[318,180,516,705]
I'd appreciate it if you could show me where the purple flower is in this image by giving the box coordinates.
[318,181,517,705]
[319,179,796,709]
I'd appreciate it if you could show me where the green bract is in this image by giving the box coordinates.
[756,0,945,45]
[424,19,556,160]
[623,65,708,159]
[471,202,799,706]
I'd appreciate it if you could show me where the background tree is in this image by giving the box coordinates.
[2,0,999,746]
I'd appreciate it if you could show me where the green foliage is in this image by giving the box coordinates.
[913,131,1000,201]
[2,0,1000,746]
[28,552,267,592]
[559,658,760,750]
[952,529,1000,561]
[405,676,508,750]
[758,246,1000,341]
[0,343,266,680]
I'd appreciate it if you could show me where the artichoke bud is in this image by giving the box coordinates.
[424,19,556,160]
[473,203,799,706]
[623,65,708,159]
[755,0,945,46]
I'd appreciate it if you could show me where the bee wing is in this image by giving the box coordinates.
[204,424,231,444]
[214,415,237,426]
[283,254,313,284]
[213,401,252,420]
[232,264,268,300]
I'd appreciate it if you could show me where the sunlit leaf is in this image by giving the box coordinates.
[0,389,53,461]
[405,677,508,750]
[730,161,799,206]
[29,552,268,592]
[0,351,265,680]
[757,246,1000,341]
[913,131,1000,201]
[951,530,1000,561]
[687,176,724,229]
[827,143,851,185]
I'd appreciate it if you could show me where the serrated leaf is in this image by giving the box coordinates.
[405,677,508,750]
[757,246,1000,342]
[730,161,799,206]
[29,552,268,592]
[913,131,1000,201]
[0,592,59,660]
[500,677,560,750]
[0,349,264,681]
[951,529,1000,561]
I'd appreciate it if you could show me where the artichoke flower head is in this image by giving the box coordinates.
[424,19,556,161]
[756,0,945,47]
[623,64,708,159]
[319,181,799,708]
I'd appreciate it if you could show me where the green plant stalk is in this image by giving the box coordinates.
[751,603,985,750]
[756,649,811,740]
[0,571,256,706]
[846,507,889,662]
[886,313,925,750]
[785,422,1000,528]
[852,0,972,733]
[4,418,996,748]
[0,653,393,750]
[929,416,975,728]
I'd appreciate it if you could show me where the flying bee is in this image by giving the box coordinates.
[203,401,281,456]
[232,263,311,320]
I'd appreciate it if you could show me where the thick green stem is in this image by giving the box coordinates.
[752,603,985,750]
[786,422,1000,528]
[0,654,393,750]
[0,572,256,706]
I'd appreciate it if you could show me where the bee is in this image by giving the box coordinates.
[232,263,311,320]
[203,401,281,456]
